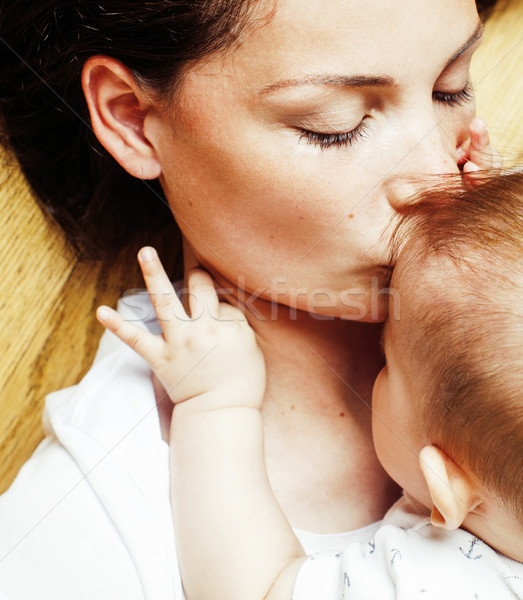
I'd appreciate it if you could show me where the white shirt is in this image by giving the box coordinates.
[0,291,378,600]
[293,494,523,600]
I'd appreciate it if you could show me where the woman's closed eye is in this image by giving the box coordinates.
[294,80,473,151]
[432,81,474,107]
[298,118,369,150]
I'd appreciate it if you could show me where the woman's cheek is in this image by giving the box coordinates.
[183,192,391,322]
[160,106,393,318]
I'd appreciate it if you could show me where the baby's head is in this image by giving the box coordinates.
[372,170,523,560]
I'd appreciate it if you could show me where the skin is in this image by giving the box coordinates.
[97,249,522,600]
[371,298,438,509]
[146,0,483,316]
[88,0,493,533]
[372,255,523,562]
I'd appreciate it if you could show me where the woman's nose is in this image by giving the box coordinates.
[386,114,461,211]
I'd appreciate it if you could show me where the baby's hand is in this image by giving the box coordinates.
[96,247,266,412]
[457,116,503,180]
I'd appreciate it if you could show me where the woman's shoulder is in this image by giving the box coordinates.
[0,288,185,599]
[0,434,146,599]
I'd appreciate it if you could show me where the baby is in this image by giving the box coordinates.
[98,170,523,599]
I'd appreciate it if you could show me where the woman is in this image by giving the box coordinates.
[0,0,501,598]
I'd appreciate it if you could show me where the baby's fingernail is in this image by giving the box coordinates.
[97,307,110,321]
[471,116,486,130]
[140,247,156,262]
[463,161,481,175]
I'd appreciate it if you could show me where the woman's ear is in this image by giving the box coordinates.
[419,445,480,531]
[81,56,162,180]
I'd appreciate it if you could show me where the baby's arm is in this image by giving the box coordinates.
[97,247,305,600]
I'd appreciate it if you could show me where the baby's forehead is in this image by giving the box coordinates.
[386,242,470,355]
[391,243,459,311]
[388,238,522,358]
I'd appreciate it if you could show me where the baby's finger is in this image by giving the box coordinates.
[456,140,470,167]
[219,301,248,323]
[467,117,495,171]
[187,268,220,320]
[96,305,163,363]
[462,160,484,185]
[138,247,187,336]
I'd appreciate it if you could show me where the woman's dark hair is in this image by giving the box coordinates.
[476,0,500,17]
[0,1,263,260]
[0,0,499,261]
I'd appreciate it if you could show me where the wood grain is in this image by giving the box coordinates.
[0,0,522,493]
[0,156,146,491]
[472,0,523,161]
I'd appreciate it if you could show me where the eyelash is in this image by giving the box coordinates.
[299,119,369,150]
[432,81,474,107]
[299,82,473,151]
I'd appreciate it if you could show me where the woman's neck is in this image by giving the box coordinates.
[240,293,382,415]
[182,242,384,411]
[248,297,399,532]
[182,250,400,532]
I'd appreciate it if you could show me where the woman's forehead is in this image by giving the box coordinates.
[208,0,481,86]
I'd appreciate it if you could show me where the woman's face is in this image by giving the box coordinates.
[148,0,481,320]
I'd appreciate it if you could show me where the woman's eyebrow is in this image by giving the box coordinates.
[259,74,395,96]
[260,21,484,97]
[444,20,484,69]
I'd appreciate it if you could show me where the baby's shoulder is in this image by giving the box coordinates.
[363,495,523,598]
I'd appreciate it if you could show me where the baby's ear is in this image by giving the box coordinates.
[419,445,480,531]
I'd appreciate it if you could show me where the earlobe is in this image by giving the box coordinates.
[81,56,162,180]
[419,445,480,531]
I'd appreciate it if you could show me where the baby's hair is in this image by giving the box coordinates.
[390,170,523,523]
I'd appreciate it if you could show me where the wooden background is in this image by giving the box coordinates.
[0,0,522,493]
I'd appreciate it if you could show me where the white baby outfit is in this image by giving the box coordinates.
[1,291,521,599]
[0,290,377,600]
[293,494,523,600]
